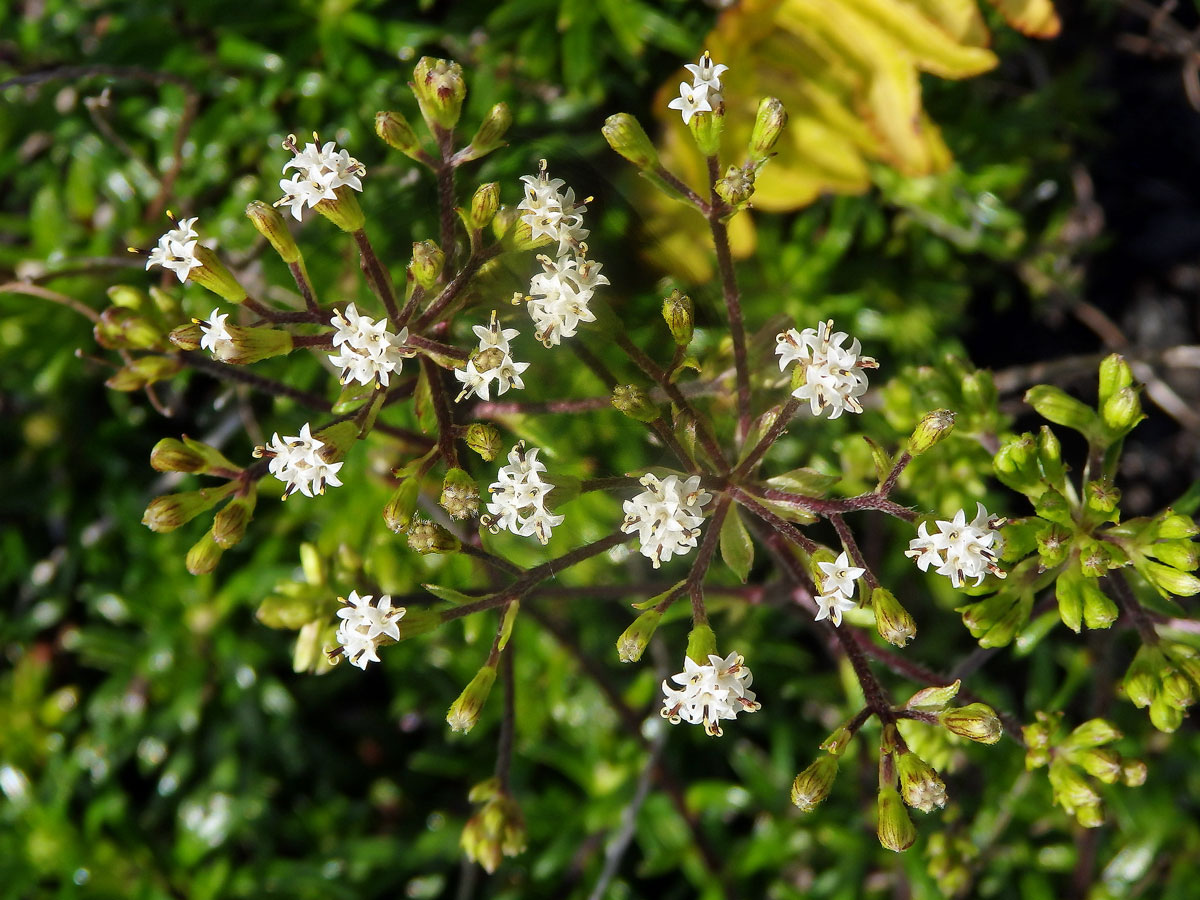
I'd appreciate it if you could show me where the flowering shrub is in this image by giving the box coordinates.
[7,4,1200,895]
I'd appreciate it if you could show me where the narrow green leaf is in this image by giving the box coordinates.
[720,506,754,582]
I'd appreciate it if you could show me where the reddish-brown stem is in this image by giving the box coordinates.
[686,496,730,625]
[352,229,401,326]
[414,244,500,329]
[829,514,879,591]
[749,486,918,523]
[1109,570,1160,645]
[495,630,515,789]
[288,260,319,313]
[180,351,330,409]
[406,333,469,361]
[650,165,710,212]
[729,486,818,553]
[732,397,801,478]
[434,125,457,269]
[879,450,912,497]
[420,356,459,469]
[706,154,752,445]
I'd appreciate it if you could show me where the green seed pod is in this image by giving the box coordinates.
[185,530,224,576]
[1101,385,1144,435]
[188,246,247,302]
[94,306,165,351]
[1121,759,1148,786]
[212,323,294,365]
[714,163,755,207]
[872,587,917,648]
[375,110,421,156]
[661,290,694,346]
[446,663,497,733]
[151,436,238,474]
[1073,748,1122,784]
[896,751,947,813]
[440,468,480,520]
[791,754,838,812]
[410,240,445,289]
[459,102,512,163]
[407,518,461,555]
[939,703,1003,744]
[142,482,237,533]
[688,109,723,158]
[749,96,787,160]
[469,182,500,231]
[602,112,660,170]
[383,477,421,534]
[616,609,662,663]
[314,187,366,233]
[211,490,256,549]
[465,423,503,462]
[246,200,300,263]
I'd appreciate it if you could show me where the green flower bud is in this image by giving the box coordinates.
[314,187,366,232]
[246,200,300,263]
[1025,384,1097,435]
[1035,523,1071,568]
[469,182,500,230]
[185,530,224,576]
[1146,539,1200,572]
[375,110,422,157]
[407,518,461,555]
[1150,509,1200,540]
[189,246,247,302]
[1160,667,1195,709]
[876,786,917,852]
[993,432,1040,495]
[612,384,660,423]
[1139,559,1200,597]
[958,591,1030,648]
[461,784,526,873]
[1035,425,1067,489]
[750,96,787,159]
[820,725,853,756]
[1101,385,1144,435]
[907,409,956,456]
[211,490,255,549]
[872,587,916,648]
[440,468,480,520]
[1062,718,1121,749]
[458,102,511,163]
[1122,646,1161,709]
[661,290,694,346]
[602,112,660,170]
[616,609,662,663]
[896,751,947,813]
[150,436,239,474]
[94,306,165,351]
[1072,748,1122,784]
[410,240,445,289]
[256,587,324,631]
[1048,758,1100,812]
[210,323,294,365]
[107,355,185,391]
[714,163,755,207]
[939,703,1003,744]
[1081,579,1118,630]
[1075,803,1105,829]
[447,663,497,733]
[686,623,717,665]
[1149,695,1184,732]
[1121,759,1148,786]
[1098,353,1133,407]
[412,57,466,132]
[465,423,503,462]
[106,284,146,309]
[169,322,203,351]
[905,680,962,711]
[1085,479,1120,516]
[791,754,838,811]
[142,482,237,533]
[383,477,421,534]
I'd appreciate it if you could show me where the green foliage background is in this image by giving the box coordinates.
[3,1,1200,898]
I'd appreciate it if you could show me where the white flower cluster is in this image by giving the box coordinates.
[814,551,865,627]
[905,503,1006,588]
[199,308,234,358]
[328,303,410,387]
[667,53,728,125]
[275,138,365,221]
[146,217,202,282]
[621,474,711,569]
[335,591,405,669]
[660,652,760,737]
[516,164,606,347]
[775,319,877,419]
[454,311,531,402]
[484,442,563,545]
[257,422,344,499]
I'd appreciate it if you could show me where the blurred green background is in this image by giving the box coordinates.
[4,1,1200,898]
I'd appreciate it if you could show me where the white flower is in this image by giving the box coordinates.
[816,551,864,600]
[684,54,729,104]
[621,473,711,568]
[146,217,202,282]
[667,81,712,125]
[660,651,760,737]
[527,254,601,347]
[275,137,365,220]
[517,166,590,255]
[454,312,531,401]
[484,442,564,545]
[258,422,344,499]
[199,309,235,358]
[814,591,857,628]
[775,320,878,419]
[328,303,410,387]
[904,502,1006,588]
[335,591,405,669]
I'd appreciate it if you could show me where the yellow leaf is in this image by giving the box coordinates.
[840,0,997,78]
[985,0,1061,38]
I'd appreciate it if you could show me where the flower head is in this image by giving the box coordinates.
[454,311,531,402]
[274,135,365,221]
[328,303,410,387]
[904,502,1006,588]
[660,651,760,737]
[257,422,344,499]
[684,53,729,104]
[775,320,878,418]
[813,551,864,627]
[146,217,202,282]
[199,309,234,357]
[483,442,564,545]
[335,591,405,669]
[621,473,711,568]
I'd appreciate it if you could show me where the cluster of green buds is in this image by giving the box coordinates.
[460,777,527,874]
[959,356,1199,648]
[141,436,257,574]
[1123,641,1200,732]
[1023,712,1146,827]
[93,285,184,390]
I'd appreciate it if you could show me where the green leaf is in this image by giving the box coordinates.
[719,506,754,583]
[423,583,484,606]
[1025,385,1098,438]
[414,367,437,434]
[765,467,839,497]
[497,599,519,650]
